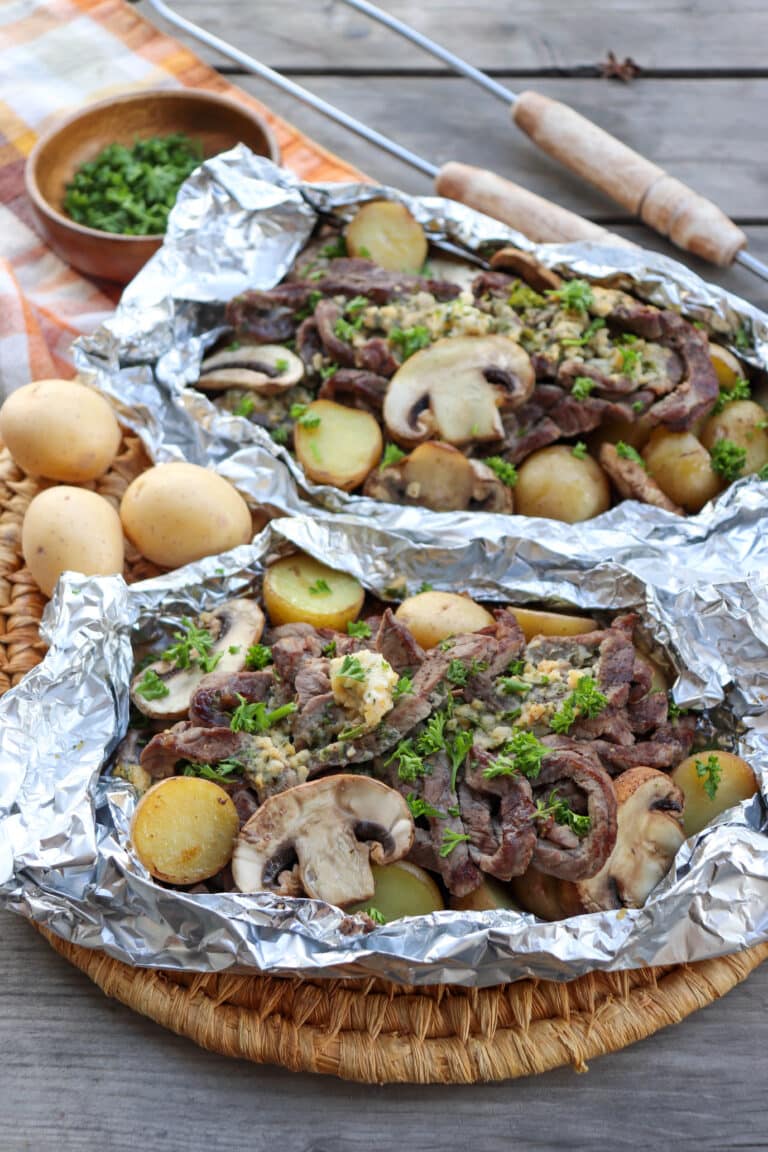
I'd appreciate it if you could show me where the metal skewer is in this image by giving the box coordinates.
[339,0,768,283]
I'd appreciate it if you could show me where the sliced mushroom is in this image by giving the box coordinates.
[363,441,513,513]
[232,775,414,907]
[383,336,534,448]
[468,458,515,513]
[489,248,562,292]
[199,344,304,393]
[130,598,266,721]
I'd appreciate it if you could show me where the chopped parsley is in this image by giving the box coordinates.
[271,426,289,445]
[274,358,289,373]
[417,581,434,594]
[229,697,297,734]
[338,654,366,682]
[181,758,244,784]
[382,443,406,468]
[448,730,474,790]
[347,620,372,639]
[290,403,321,429]
[632,400,645,414]
[618,344,642,376]
[507,658,526,676]
[667,695,688,721]
[390,325,431,360]
[321,639,337,658]
[393,674,414,700]
[320,236,347,259]
[406,793,445,820]
[446,658,488,686]
[758,463,768,481]
[334,314,364,342]
[308,578,332,596]
[417,711,449,755]
[233,394,256,418]
[345,294,369,318]
[357,245,372,259]
[338,723,367,741]
[364,906,386,925]
[484,456,518,487]
[616,441,646,468]
[319,361,339,380]
[546,279,594,315]
[695,754,722,801]
[507,281,545,310]
[709,438,747,483]
[560,317,606,347]
[572,441,588,460]
[712,378,751,414]
[439,829,472,857]
[295,289,322,321]
[571,376,596,401]
[163,619,223,674]
[482,730,548,780]
[384,739,426,783]
[734,324,750,351]
[134,668,170,700]
[549,676,608,734]
[534,790,592,837]
[245,643,272,670]
[497,676,531,695]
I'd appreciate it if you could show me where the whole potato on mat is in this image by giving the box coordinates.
[263,553,364,629]
[131,776,239,885]
[0,377,121,482]
[120,463,252,567]
[345,200,427,272]
[22,486,124,596]
[395,591,494,649]
[293,400,382,490]
[672,750,758,837]
[515,445,611,522]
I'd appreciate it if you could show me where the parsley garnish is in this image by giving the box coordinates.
[560,317,606,347]
[498,676,531,695]
[271,426,289,445]
[296,289,323,321]
[446,659,469,686]
[632,400,645,413]
[245,643,272,670]
[229,697,297,734]
[163,619,223,674]
[616,441,646,469]
[534,790,591,836]
[384,739,426,783]
[618,344,642,376]
[734,324,750,351]
[695,754,722,801]
[507,281,545,310]
[758,463,768,481]
[382,443,406,468]
[448,730,474,790]
[393,674,414,700]
[290,403,321,429]
[357,245,372,259]
[390,325,431,360]
[275,358,289,372]
[439,829,472,857]
[482,730,548,780]
[338,654,366,682]
[484,456,518,487]
[319,362,339,380]
[321,640,337,658]
[667,695,688,721]
[710,438,747,482]
[572,441,588,460]
[134,669,170,700]
[345,294,369,318]
[406,793,445,820]
[547,279,594,314]
[233,394,256,418]
[712,378,751,414]
[549,676,608,734]
[338,723,367,741]
[320,236,347,258]
[571,376,596,400]
[364,906,386,925]
[182,758,243,784]
[347,620,372,639]
[417,711,449,755]
[308,579,332,595]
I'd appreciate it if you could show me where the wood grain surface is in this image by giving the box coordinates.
[4,2,768,1147]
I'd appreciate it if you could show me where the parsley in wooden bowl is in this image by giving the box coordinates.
[26,88,279,284]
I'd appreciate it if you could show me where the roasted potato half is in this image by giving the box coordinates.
[672,750,758,837]
[293,400,383,491]
[506,607,598,641]
[348,861,444,922]
[263,553,365,630]
[700,400,768,476]
[345,200,428,272]
[642,429,722,513]
[708,343,744,390]
[131,776,239,885]
[395,591,494,649]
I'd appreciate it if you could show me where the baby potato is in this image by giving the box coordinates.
[506,606,598,641]
[263,553,364,630]
[0,377,121,482]
[450,877,520,912]
[22,486,124,596]
[515,445,611,523]
[671,750,758,838]
[294,400,382,491]
[120,463,252,568]
[709,343,744,390]
[700,400,768,476]
[401,442,476,511]
[131,776,239,885]
[642,429,722,513]
[395,590,494,649]
[348,861,444,922]
[345,199,428,272]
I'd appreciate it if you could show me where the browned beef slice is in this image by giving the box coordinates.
[530,751,617,880]
[459,769,537,881]
[226,284,313,342]
[314,297,356,366]
[140,723,249,777]
[296,316,323,367]
[355,336,400,376]
[269,624,325,684]
[294,657,331,707]
[505,417,562,463]
[627,691,670,733]
[646,315,718,429]
[315,257,461,304]
[291,692,348,754]
[471,270,515,300]
[189,669,274,727]
[421,752,482,897]
[599,443,684,515]
[230,787,259,827]
[318,368,390,410]
[375,608,425,673]
[305,692,433,767]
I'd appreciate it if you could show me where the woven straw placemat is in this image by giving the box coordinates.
[4,446,766,1082]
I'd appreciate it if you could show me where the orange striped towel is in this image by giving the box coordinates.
[0,0,364,395]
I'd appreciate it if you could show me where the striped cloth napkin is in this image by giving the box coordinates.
[0,0,363,394]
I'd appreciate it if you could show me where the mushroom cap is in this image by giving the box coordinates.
[232,775,414,908]
[130,598,265,720]
[383,335,534,448]
[489,248,563,292]
[199,344,304,393]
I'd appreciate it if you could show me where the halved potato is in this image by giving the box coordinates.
[131,776,239,885]
[345,200,428,272]
[642,429,722,513]
[263,553,364,630]
[506,607,598,641]
[294,400,382,491]
[402,442,476,511]
[450,876,520,912]
[671,750,758,838]
[348,861,444,922]
[700,400,768,476]
[709,343,744,390]
[395,590,494,649]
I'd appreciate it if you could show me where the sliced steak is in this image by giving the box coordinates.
[599,443,684,514]
[227,284,313,343]
[189,669,274,727]
[140,722,249,778]
[318,368,390,410]
[530,750,617,880]
[315,257,461,304]
[375,608,425,673]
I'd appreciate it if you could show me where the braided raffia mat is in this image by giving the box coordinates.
[4,443,766,1083]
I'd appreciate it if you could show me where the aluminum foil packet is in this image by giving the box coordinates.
[0,517,766,987]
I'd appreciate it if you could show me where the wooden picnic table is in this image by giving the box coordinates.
[3,3,768,1148]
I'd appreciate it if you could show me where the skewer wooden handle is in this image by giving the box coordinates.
[511,90,747,267]
[435,161,634,247]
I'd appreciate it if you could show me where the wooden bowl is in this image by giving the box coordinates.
[26,88,280,285]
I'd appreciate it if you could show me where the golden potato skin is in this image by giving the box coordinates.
[22,486,124,596]
[293,400,382,491]
[394,591,494,649]
[345,200,428,272]
[450,877,520,912]
[131,776,239,885]
[515,445,611,523]
[120,463,252,568]
[642,429,722,513]
[348,862,444,922]
[263,553,365,630]
[0,377,121,482]
[708,344,744,390]
[672,750,758,838]
[700,400,768,476]
[507,607,598,641]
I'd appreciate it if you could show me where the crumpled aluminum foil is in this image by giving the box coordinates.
[0,517,766,987]
[3,146,768,986]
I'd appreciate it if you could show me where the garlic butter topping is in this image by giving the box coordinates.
[329,649,399,730]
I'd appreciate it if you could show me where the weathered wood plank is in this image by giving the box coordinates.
[3,914,768,1152]
[135,0,768,73]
